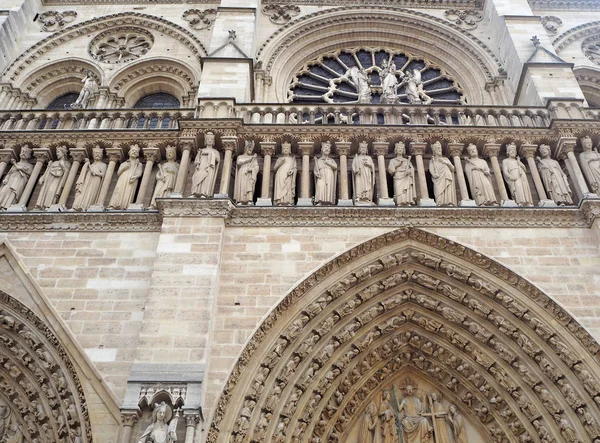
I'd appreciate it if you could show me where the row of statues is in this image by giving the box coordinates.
[0,135,598,210]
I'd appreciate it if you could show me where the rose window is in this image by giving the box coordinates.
[89,27,154,64]
[583,35,600,65]
[288,48,465,104]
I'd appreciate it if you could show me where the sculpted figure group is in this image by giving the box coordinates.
[1,135,596,210]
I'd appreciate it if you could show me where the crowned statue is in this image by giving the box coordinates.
[138,402,178,443]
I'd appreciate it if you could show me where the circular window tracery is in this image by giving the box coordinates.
[583,35,600,66]
[89,27,154,64]
[288,48,465,105]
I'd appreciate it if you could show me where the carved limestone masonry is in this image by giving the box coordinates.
[182,9,217,31]
[541,15,563,36]
[583,34,600,65]
[262,5,301,25]
[88,26,154,64]
[37,10,77,32]
[444,9,483,30]
[207,227,600,443]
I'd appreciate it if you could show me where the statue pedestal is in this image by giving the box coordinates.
[87,204,105,212]
[48,204,67,212]
[418,198,436,207]
[127,203,146,211]
[297,198,313,207]
[256,198,272,207]
[5,204,27,212]
[537,199,557,207]
[501,199,519,207]
[377,197,395,207]
[459,199,477,207]
[167,192,183,198]
[337,199,353,207]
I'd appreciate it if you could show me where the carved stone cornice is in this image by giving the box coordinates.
[531,0,600,11]
[0,212,162,231]
[157,198,234,218]
[260,0,481,10]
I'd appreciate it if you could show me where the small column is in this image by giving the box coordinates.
[120,412,139,443]
[336,141,353,206]
[410,141,435,206]
[184,413,200,443]
[216,136,237,198]
[256,141,275,206]
[372,141,394,206]
[520,144,555,207]
[55,147,87,209]
[0,148,16,180]
[297,141,313,206]
[173,141,193,196]
[7,148,51,212]
[0,88,9,106]
[130,147,160,210]
[90,147,123,211]
[483,143,515,207]
[95,88,109,109]
[447,142,475,206]
[557,137,598,199]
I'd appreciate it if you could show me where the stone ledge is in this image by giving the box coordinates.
[0,211,162,231]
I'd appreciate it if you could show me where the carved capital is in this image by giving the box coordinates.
[180,140,195,153]
[33,148,52,163]
[0,148,16,164]
[106,147,124,163]
[447,143,465,158]
[222,136,238,152]
[121,412,139,427]
[556,137,577,160]
[336,141,351,157]
[483,143,501,159]
[409,141,427,157]
[260,141,276,157]
[185,413,200,427]
[298,141,314,157]
[69,147,89,163]
[519,144,538,159]
[372,141,389,157]
[143,147,161,164]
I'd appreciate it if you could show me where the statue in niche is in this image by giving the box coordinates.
[233,140,259,205]
[72,146,106,211]
[191,132,220,198]
[347,67,371,104]
[403,69,433,105]
[71,71,98,109]
[397,383,432,443]
[138,402,178,443]
[108,144,143,210]
[388,141,416,205]
[359,402,377,443]
[429,141,456,206]
[380,60,404,104]
[314,141,337,205]
[579,136,600,194]
[0,145,33,209]
[273,141,297,205]
[150,145,179,209]
[536,144,573,205]
[35,145,71,209]
[352,141,375,204]
[502,142,533,206]
[378,391,398,443]
[447,404,467,443]
[428,392,451,443]
[464,143,497,206]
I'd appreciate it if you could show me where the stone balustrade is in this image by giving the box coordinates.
[0,136,597,213]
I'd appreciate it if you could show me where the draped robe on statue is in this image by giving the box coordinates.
[151,161,179,208]
[398,394,432,443]
[0,160,34,209]
[502,157,532,205]
[273,155,297,205]
[72,160,106,211]
[36,158,71,209]
[464,157,496,205]
[429,156,456,205]
[314,156,337,205]
[191,147,220,197]
[233,153,259,204]
[388,156,416,205]
[109,159,143,209]
[580,150,600,194]
[537,157,572,205]
[352,153,375,203]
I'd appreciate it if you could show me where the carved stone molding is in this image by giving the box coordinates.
[554,20,600,52]
[37,10,77,32]
[0,211,162,231]
[88,27,154,64]
[182,8,217,31]
[157,198,234,218]
[582,35,600,66]
[207,227,600,443]
[444,9,483,30]
[541,15,563,36]
[529,0,600,11]
[262,5,301,25]
[260,0,481,8]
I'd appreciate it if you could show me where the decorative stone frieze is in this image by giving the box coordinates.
[262,4,301,25]
[582,34,600,66]
[37,10,77,31]
[540,15,563,36]
[444,9,483,30]
[182,8,217,31]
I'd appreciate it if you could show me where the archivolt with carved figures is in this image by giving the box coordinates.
[208,227,600,443]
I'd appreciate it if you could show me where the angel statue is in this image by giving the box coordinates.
[138,402,178,443]
[71,71,98,109]
[403,69,433,105]
[347,66,372,104]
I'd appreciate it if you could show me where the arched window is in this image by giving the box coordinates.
[46,93,79,110]
[134,93,180,109]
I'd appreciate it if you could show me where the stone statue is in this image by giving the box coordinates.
[447,404,467,443]
[464,143,497,205]
[429,141,456,206]
[429,393,451,443]
[0,145,33,209]
[0,400,9,438]
[314,141,337,205]
[403,69,433,105]
[579,136,600,194]
[191,132,220,198]
[233,140,259,205]
[35,145,71,209]
[352,141,375,204]
[150,146,179,209]
[359,402,377,443]
[388,141,416,205]
[273,141,297,205]
[72,146,106,211]
[378,391,398,443]
[536,144,573,205]
[380,60,404,104]
[108,144,143,209]
[138,402,177,443]
[502,142,533,206]
[397,384,432,443]
[348,66,371,104]
[72,71,98,109]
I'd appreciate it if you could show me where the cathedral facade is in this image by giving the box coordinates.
[1,0,600,442]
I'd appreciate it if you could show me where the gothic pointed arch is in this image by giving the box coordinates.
[575,66,600,107]
[255,7,507,105]
[208,228,600,443]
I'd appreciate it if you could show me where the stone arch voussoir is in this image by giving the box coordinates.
[209,227,600,443]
